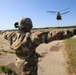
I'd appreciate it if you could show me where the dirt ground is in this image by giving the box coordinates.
[0,34,71,75]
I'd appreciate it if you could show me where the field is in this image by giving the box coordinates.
[65,38,76,75]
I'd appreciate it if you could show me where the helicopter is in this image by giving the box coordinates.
[47,7,70,20]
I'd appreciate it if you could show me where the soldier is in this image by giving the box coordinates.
[3,17,75,75]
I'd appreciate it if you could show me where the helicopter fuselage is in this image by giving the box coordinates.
[56,12,62,20]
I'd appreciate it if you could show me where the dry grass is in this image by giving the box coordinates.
[65,38,76,75]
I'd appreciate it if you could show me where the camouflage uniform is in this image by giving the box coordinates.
[3,29,74,75]
[2,18,75,75]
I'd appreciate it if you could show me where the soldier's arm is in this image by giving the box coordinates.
[45,29,74,43]
[31,29,74,45]
[2,31,17,45]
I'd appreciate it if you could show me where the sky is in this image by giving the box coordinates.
[0,0,76,30]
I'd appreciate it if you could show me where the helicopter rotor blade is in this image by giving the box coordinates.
[61,11,70,15]
[47,11,57,13]
[60,7,70,12]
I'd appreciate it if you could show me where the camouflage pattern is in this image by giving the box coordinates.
[18,17,33,29]
[3,29,74,75]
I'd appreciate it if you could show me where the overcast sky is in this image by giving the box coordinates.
[0,0,76,30]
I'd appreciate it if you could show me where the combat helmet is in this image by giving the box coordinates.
[14,17,33,32]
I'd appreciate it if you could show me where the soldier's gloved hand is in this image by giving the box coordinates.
[2,31,10,40]
[1,30,6,34]
[63,29,74,38]
[73,29,76,35]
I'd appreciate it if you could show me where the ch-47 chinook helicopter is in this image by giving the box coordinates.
[47,7,70,20]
